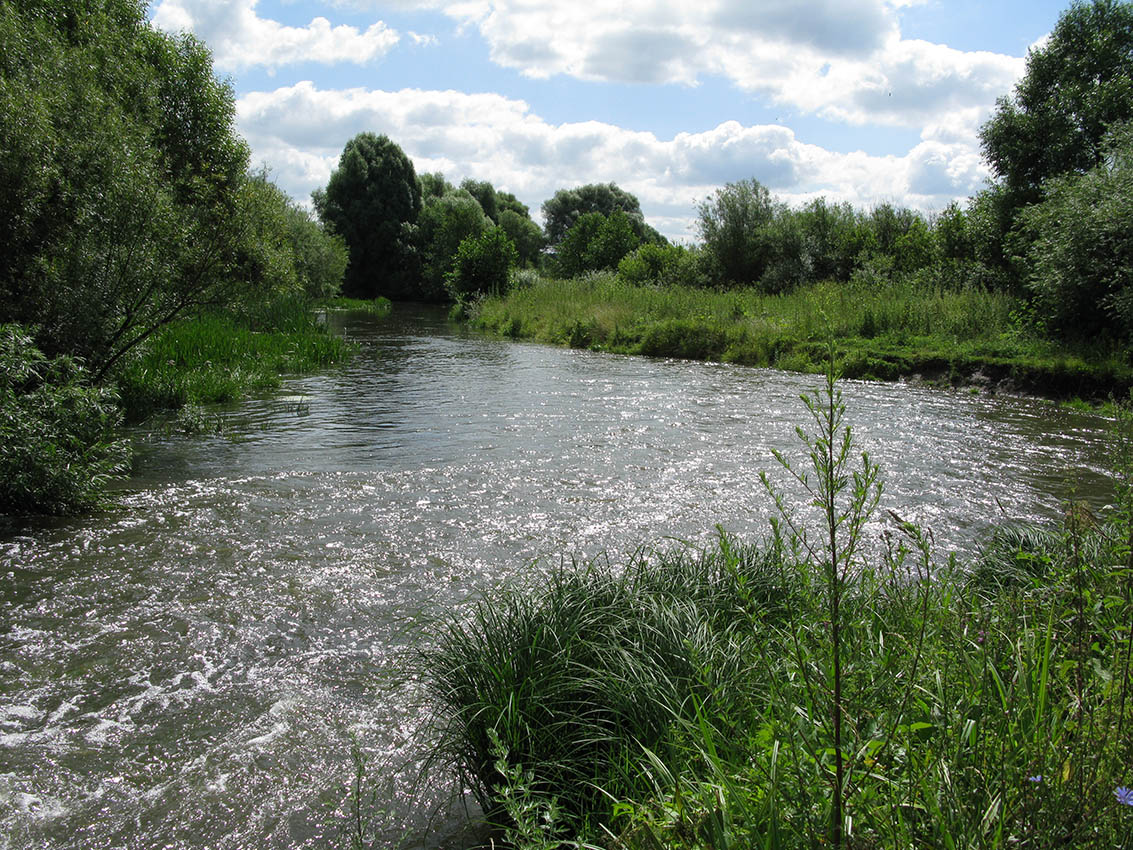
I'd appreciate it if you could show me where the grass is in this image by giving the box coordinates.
[113,298,356,421]
[419,368,1133,850]
[472,273,1133,400]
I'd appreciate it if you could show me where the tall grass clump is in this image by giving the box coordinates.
[420,538,790,842]
[113,297,354,420]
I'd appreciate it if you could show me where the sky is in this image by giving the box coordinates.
[148,0,1072,242]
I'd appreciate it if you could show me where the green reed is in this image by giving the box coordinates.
[113,299,354,420]
[471,273,1131,398]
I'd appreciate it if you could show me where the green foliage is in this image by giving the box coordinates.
[445,226,518,300]
[470,273,1133,396]
[315,132,422,300]
[422,537,787,832]
[281,197,347,301]
[460,178,499,223]
[113,300,353,420]
[696,178,781,287]
[418,171,452,201]
[980,0,1133,208]
[795,197,863,282]
[498,209,545,268]
[418,189,492,301]
[541,182,653,246]
[556,209,641,277]
[1017,122,1133,341]
[0,0,260,381]
[0,324,129,515]
[496,190,529,219]
[617,242,705,287]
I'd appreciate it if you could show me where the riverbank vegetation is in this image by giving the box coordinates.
[423,363,1133,849]
[471,272,1133,399]
[0,0,353,514]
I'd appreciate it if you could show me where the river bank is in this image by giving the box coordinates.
[470,274,1133,403]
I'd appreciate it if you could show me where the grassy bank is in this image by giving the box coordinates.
[472,274,1133,400]
[421,371,1133,849]
[114,298,360,422]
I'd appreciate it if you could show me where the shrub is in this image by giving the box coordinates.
[446,226,519,300]
[1017,122,1133,341]
[617,243,704,287]
[556,210,640,277]
[0,324,130,515]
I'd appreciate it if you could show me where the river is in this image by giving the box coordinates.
[0,305,1117,848]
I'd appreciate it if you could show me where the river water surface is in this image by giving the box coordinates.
[0,306,1117,848]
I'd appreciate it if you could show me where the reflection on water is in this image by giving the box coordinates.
[0,305,1116,848]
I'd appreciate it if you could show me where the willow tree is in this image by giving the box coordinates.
[315,133,423,300]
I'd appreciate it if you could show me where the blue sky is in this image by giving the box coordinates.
[149,0,1071,241]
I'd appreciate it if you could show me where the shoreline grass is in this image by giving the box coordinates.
[471,274,1133,401]
[113,300,357,422]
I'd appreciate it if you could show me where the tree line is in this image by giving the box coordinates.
[325,0,1133,347]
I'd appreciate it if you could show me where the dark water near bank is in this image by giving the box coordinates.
[0,306,1117,848]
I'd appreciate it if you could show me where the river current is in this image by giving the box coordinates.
[0,306,1116,848]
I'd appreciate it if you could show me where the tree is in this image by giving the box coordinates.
[496,191,529,218]
[315,133,422,300]
[281,200,348,302]
[696,178,780,286]
[417,189,491,301]
[980,0,1133,212]
[0,0,264,381]
[460,178,499,223]
[498,209,545,268]
[446,227,518,300]
[542,183,650,246]
[1017,121,1133,340]
[555,210,641,277]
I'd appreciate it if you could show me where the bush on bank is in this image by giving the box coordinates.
[0,324,130,515]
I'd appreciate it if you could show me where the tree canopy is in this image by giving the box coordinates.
[315,132,422,300]
[0,0,262,379]
[542,183,654,246]
[980,0,1133,209]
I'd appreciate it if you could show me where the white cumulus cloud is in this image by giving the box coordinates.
[420,0,1023,130]
[151,0,401,71]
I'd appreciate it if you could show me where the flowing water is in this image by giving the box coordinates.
[0,306,1118,849]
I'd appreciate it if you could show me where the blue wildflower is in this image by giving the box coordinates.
[1116,786,1133,806]
[1027,775,1043,783]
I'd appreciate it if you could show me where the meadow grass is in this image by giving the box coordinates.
[472,274,1133,399]
[420,371,1133,850]
[113,299,355,421]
